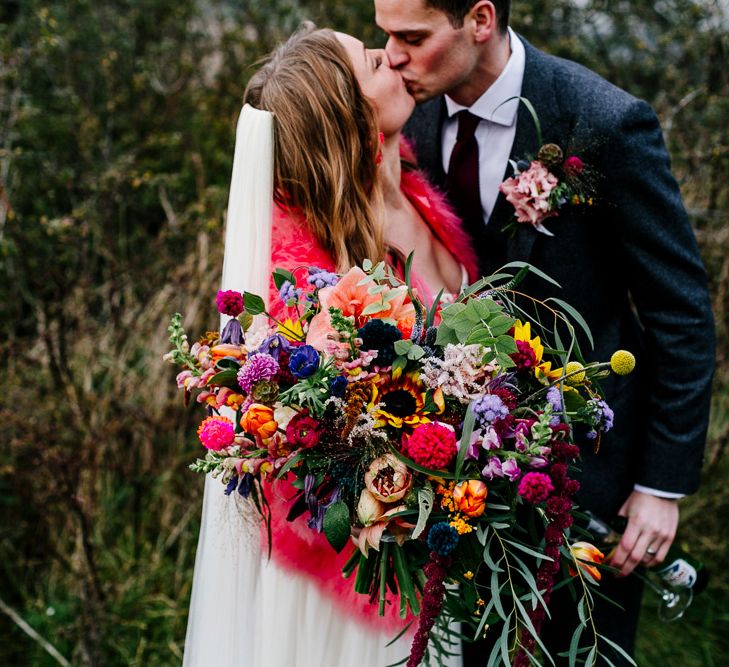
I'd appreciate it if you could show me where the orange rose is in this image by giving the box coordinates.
[452,480,488,518]
[240,403,278,439]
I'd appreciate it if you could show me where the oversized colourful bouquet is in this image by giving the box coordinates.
[166,259,634,666]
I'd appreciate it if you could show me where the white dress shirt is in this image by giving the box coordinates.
[440,29,680,501]
[441,27,525,224]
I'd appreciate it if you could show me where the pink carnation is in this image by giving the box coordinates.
[402,422,457,470]
[197,415,236,451]
[216,290,244,317]
[517,471,554,504]
[500,161,559,228]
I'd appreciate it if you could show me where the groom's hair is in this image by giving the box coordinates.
[425,0,510,33]
[244,23,387,272]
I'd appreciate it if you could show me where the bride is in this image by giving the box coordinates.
[183,24,478,666]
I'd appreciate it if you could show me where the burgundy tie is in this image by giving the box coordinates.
[445,111,484,239]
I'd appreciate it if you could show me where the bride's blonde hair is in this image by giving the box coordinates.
[244,24,385,272]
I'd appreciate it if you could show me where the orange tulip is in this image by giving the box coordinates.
[452,480,488,518]
[210,343,246,363]
[240,403,278,439]
[569,541,605,583]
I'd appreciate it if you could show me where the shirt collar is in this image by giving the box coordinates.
[445,27,526,127]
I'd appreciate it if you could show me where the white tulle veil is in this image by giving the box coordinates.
[182,104,273,666]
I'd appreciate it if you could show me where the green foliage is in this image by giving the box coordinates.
[0,1,727,665]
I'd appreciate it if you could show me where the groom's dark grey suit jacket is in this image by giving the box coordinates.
[405,36,715,518]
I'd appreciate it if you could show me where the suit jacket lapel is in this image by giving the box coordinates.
[493,37,564,264]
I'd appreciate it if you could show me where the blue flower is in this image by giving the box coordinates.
[254,333,290,360]
[427,522,459,556]
[224,474,253,498]
[329,375,348,398]
[305,473,341,532]
[584,398,614,439]
[224,476,238,496]
[220,318,244,345]
[307,267,339,290]
[289,344,320,379]
[472,394,510,426]
[279,280,302,304]
[546,386,563,426]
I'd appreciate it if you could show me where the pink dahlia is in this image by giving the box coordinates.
[402,422,457,470]
[216,290,245,317]
[197,415,236,451]
[517,472,554,504]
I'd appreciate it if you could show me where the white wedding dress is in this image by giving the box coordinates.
[182,106,462,667]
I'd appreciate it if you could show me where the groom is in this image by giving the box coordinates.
[375,0,715,663]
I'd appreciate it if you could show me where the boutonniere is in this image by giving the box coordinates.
[499,100,596,237]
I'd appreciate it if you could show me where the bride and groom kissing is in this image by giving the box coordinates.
[183,1,715,665]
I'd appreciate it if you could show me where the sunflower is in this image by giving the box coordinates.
[371,368,431,428]
[511,320,562,382]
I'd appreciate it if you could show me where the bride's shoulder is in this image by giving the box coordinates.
[270,202,334,272]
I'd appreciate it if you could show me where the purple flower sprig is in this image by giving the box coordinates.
[307,267,339,290]
[279,280,302,305]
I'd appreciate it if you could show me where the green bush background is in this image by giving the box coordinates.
[1,1,727,664]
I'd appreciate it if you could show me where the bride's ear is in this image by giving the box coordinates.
[471,1,498,43]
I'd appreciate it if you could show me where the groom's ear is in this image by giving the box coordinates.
[470,1,498,43]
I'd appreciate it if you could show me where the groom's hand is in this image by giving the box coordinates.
[610,490,679,576]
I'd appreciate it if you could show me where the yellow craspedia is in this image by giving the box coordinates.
[565,361,586,385]
[610,350,636,375]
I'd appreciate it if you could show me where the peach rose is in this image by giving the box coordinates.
[452,479,488,518]
[240,403,278,439]
[364,453,413,503]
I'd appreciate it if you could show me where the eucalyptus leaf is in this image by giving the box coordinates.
[513,595,554,664]
[568,622,585,666]
[549,297,595,349]
[501,261,562,288]
[490,571,507,621]
[407,344,425,360]
[394,339,413,355]
[600,635,637,666]
[361,300,389,316]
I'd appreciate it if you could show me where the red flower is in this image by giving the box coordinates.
[402,422,457,470]
[285,412,322,449]
[517,472,554,504]
[216,290,244,317]
[563,155,584,177]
